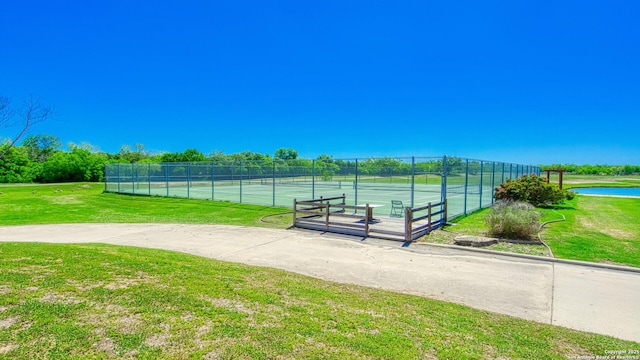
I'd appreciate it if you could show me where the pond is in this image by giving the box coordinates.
[571,187,640,197]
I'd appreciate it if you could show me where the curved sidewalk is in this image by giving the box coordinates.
[0,223,638,343]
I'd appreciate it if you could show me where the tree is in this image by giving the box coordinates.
[39,145,107,182]
[315,154,339,180]
[21,134,61,162]
[119,144,149,163]
[160,148,206,162]
[0,95,53,159]
[0,145,37,183]
[274,148,298,160]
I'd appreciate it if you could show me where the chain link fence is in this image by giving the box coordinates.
[105,156,540,219]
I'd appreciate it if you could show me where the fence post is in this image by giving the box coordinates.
[131,163,135,193]
[117,164,121,192]
[443,199,448,224]
[464,159,469,215]
[404,207,412,241]
[441,156,447,204]
[354,159,359,208]
[491,162,496,204]
[148,163,151,195]
[364,204,370,236]
[293,199,297,227]
[187,163,191,199]
[211,161,216,201]
[326,202,330,229]
[501,162,505,183]
[410,156,415,208]
[239,160,243,203]
[272,162,276,206]
[312,159,315,200]
[427,202,432,233]
[165,163,169,197]
[479,161,484,209]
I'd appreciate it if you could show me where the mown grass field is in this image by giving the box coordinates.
[1,180,639,358]
[1,242,636,359]
[0,183,291,228]
[542,196,640,267]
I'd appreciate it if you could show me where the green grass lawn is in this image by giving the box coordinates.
[1,242,635,359]
[542,196,640,267]
[1,181,639,357]
[0,183,291,228]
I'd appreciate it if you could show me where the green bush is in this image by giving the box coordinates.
[494,174,574,207]
[486,200,541,239]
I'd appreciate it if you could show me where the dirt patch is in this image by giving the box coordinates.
[601,228,634,240]
[551,338,592,357]
[202,297,254,315]
[40,292,83,304]
[92,328,116,355]
[79,303,144,334]
[67,279,104,292]
[9,265,56,280]
[579,218,634,239]
[116,313,143,334]
[145,333,170,347]
[43,195,83,205]
[0,316,18,329]
[579,218,598,232]
[0,343,18,354]
[103,272,157,290]
[0,286,10,295]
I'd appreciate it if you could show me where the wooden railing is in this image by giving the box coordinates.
[293,195,382,237]
[293,196,447,242]
[404,200,447,241]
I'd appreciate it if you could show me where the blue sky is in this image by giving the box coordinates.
[1,0,638,165]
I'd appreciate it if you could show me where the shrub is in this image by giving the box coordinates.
[494,174,574,207]
[486,200,541,239]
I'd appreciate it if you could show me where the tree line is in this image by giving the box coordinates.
[1,134,639,184]
[541,164,640,175]
[0,137,446,183]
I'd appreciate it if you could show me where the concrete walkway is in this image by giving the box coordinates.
[0,224,638,343]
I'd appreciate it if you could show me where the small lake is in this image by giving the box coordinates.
[571,187,640,197]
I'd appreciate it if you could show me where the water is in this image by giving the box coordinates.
[571,187,640,197]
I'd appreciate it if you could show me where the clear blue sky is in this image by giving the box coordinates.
[1,0,638,165]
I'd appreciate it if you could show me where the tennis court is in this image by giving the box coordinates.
[105,156,539,220]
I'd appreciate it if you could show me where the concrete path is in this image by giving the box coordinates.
[0,224,638,343]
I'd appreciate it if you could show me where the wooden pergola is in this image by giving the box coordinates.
[544,169,566,189]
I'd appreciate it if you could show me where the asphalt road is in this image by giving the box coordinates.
[0,223,638,343]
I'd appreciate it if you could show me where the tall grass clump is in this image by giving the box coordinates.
[486,200,541,239]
